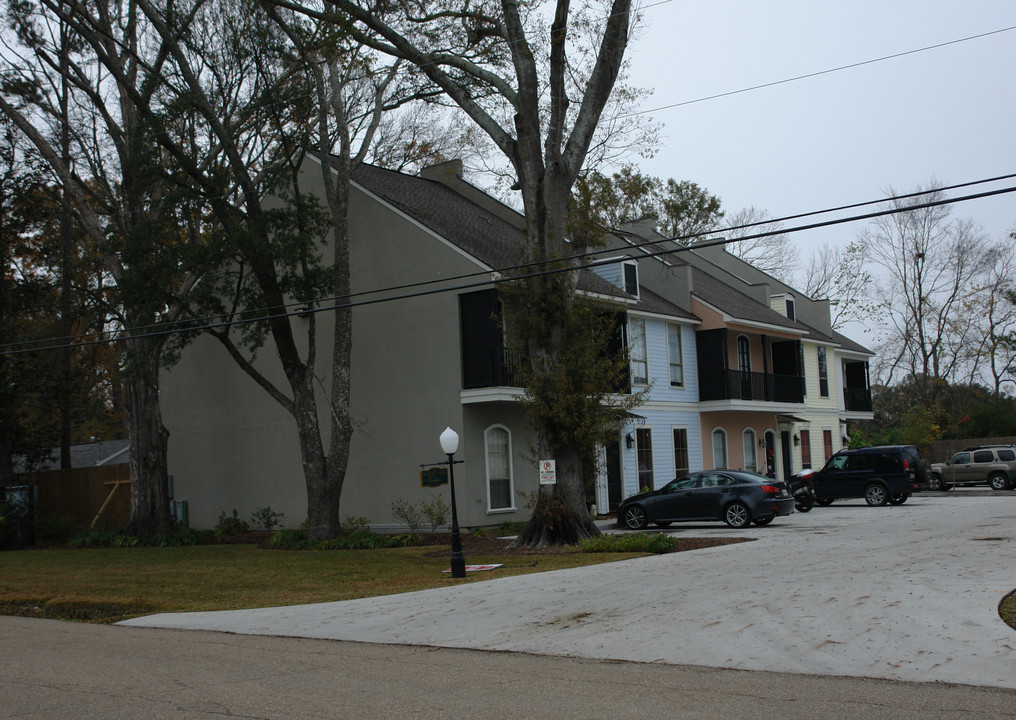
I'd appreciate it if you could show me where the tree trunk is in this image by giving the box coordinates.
[512,444,598,548]
[123,338,174,537]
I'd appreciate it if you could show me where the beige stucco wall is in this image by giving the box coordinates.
[161,160,536,530]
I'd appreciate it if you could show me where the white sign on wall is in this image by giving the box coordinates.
[539,459,557,485]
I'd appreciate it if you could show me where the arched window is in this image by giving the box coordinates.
[712,428,728,469]
[742,429,757,472]
[737,336,751,373]
[484,425,514,511]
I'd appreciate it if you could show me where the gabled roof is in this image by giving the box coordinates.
[690,268,803,333]
[352,163,697,322]
[14,439,129,473]
[352,163,524,271]
[832,329,874,356]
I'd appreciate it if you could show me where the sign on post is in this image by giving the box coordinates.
[539,459,557,485]
[420,467,448,488]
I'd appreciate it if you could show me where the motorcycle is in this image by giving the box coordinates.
[788,468,817,512]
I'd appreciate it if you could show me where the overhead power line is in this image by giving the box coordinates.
[2,175,1014,357]
[625,25,1016,118]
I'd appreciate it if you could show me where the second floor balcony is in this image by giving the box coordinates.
[700,369,805,404]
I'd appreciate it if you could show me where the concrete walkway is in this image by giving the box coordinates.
[121,494,1016,689]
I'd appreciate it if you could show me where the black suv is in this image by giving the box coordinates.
[808,445,929,506]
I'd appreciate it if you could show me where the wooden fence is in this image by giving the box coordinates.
[930,437,1016,463]
[27,464,132,529]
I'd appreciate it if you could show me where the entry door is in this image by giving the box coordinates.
[606,441,623,512]
[780,431,793,480]
[764,431,777,478]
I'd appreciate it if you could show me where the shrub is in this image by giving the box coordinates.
[269,527,417,551]
[250,506,285,532]
[342,516,371,533]
[577,533,680,554]
[390,499,421,533]
[420,495,450,532]
[215,509,250,538]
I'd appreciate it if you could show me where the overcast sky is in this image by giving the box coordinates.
[625,1,1015,269]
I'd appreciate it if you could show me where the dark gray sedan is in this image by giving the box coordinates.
[616,470,795,529]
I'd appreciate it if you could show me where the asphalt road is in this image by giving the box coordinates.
[3,616,1016,720]
[3,490,1016,719]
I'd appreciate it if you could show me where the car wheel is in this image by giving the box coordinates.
[723,502,752,528]
[816,498,835,506]
[889,492,909,505]
[928,473,942,491]
[864,484,888,506]
[753,516,774,526]
[988,472,1010,491]
[622,504,648,530]
[795,499,813,512]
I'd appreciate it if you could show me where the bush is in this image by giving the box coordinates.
[36,515,78,545]
[342,516,371,533]
[420,495,450,532]
[250,506,285,532]
[577,533,680,554]
[215,509,250,538]
[70,527,201,548]
[390,499,421,533]
[269,528,417,551]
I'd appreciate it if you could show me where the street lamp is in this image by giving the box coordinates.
[440,427,466,578]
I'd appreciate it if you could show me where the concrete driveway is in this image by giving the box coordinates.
[121,494,1016,689]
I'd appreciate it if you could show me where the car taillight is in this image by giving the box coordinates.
[903,458,911,470]
[760,485,782,496]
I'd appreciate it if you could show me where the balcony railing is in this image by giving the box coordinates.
[843,387,873,412]
[702,369,804,404]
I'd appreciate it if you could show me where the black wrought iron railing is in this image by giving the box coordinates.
[705,369,804,404]
[843,387,873,412]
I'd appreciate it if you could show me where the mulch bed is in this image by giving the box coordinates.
[420,533,750,556]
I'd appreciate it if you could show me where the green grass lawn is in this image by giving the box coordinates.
[0,543,647,623]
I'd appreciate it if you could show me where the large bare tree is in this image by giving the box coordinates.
[1,0,203,536]
[861,182,998,403]
[268,0,638,545]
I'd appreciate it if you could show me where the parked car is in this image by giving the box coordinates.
[809,445,928,507]
[929,445,1016,491]
[616,470,795,529]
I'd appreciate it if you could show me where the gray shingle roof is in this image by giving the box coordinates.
[352,163,524,270]
[691,268,803,332]
[352,163,696,322]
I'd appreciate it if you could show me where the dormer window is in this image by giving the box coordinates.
[785,297,796,320]
[623,261,639,298]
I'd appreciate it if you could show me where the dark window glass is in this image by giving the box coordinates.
[847,454,873,471]
[973,450,994,463]
[997,450,1015,461]
[875,453,901,471]
[673,428,689,477]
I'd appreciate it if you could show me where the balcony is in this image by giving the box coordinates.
[843,387,873,412]
[700,369,804,404]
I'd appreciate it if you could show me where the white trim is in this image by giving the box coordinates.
[711,427,728,469]
[460,387,526,404]
[693,296,808,336]
[484,424,516,513]
[666,322,685,388]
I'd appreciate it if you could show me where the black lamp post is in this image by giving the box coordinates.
[440,427,466,578]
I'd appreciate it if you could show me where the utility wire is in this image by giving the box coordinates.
[3,179,1014,357]
[4,169,1013,355]
[624,25,1016,118]
[3,169,1011,353]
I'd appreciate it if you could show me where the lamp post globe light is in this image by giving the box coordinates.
[441,427,466,578]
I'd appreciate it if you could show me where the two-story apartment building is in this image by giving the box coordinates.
[160,158,873,530]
